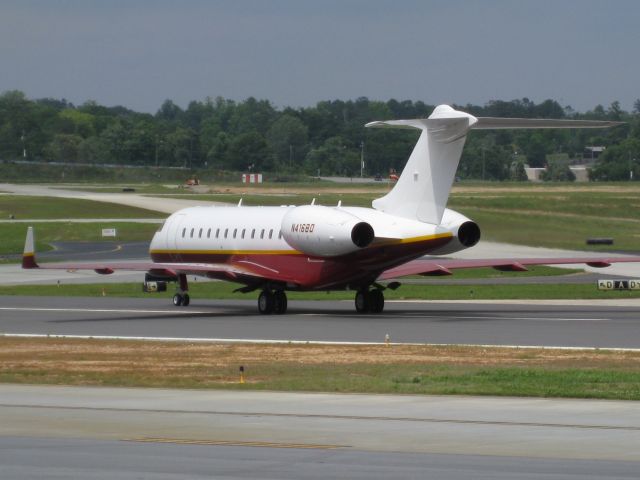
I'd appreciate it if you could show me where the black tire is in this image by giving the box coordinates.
[182,294,190,307]
[370,289,384,313]
[173,293,183,307]
[258,290,274,314]
[273,291,288,314]
[355,290,368,313]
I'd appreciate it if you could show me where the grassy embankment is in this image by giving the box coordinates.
[2,337,640,400]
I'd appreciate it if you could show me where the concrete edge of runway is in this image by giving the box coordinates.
[4,332,640,352]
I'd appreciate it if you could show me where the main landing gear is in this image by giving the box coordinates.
[172,273,190,307]
[173,292,190,307]
[258,290,288,315]
[355,288,384,313]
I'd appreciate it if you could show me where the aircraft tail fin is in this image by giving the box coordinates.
[368,105,476,225]
[367,105,622,225]
[22,226,39,269]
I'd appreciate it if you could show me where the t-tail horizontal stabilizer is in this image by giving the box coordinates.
[367,105,623,225]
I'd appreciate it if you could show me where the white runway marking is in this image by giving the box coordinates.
[0,307,207,315]
[3,333,640,352]
[421,315,610,322]
[301,313,610,321]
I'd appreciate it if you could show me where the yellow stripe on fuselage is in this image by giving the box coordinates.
[373,232,453,247]
[149,249,303,256]
[149,232,452,257]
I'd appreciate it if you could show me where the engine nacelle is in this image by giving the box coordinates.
[428,208,481,255]
[281,205,374,256]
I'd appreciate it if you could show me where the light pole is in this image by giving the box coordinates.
[155,136,160,168]
[360,141,364,178]
[21,130,26,159]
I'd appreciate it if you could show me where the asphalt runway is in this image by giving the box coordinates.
[1,385,639,479]
[2,296,640,348]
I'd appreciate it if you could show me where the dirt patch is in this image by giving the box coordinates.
[2,338,639,372]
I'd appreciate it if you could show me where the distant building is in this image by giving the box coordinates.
[569,166,590,182]
[583,146,606,162]
[242,173,263,183]
[524,167,545,181]
[525,166,591,182]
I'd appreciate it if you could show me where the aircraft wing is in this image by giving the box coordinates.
[378,256,640,280]
[23,259,259,279]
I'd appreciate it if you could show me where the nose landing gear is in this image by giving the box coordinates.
[172,273,190,307]
[355,288,384,313]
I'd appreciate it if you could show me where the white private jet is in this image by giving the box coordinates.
[22,105,638,314]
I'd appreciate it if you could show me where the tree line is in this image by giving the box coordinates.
[1,90,639,181]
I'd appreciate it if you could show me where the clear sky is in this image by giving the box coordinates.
[1,0,638,113]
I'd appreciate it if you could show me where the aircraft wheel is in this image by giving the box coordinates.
[273,291,288,314]
[355,290,369,313]
[173,293,183,307]
[258,290,274,314]
[370,289,384,313]
[182,294,190,307]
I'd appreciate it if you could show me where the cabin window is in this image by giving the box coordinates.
[233,228,237,239]
[260,229,265,239]
[182,228,186,238]
[278,230,282,239]
[216,228,220,238]
[269,229,273,239]
[190,228,194,238]
[199,228,203,238]
[251,229,255,239]
[207,228,211,238]
[224,228,228,239]
[241,228,246,239]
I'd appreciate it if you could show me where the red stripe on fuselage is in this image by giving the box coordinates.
[150,235,452,290]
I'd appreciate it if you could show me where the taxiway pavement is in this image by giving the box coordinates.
[1,385,638,479]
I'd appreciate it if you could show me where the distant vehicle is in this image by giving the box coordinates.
[185,177,199,186]
[374,174,383,181]
[22,105,632,315]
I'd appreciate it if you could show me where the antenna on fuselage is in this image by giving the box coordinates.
[311,198,316,205]
[238,198,243,207]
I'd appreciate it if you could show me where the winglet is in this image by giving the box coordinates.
[22,226,39,269]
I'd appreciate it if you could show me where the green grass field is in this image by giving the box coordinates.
[1,278,637,300]
[0,195,165,219]
[0,222,160,257]
[0,196,163,257]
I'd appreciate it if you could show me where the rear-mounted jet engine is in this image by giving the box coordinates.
[281,205,374,256]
